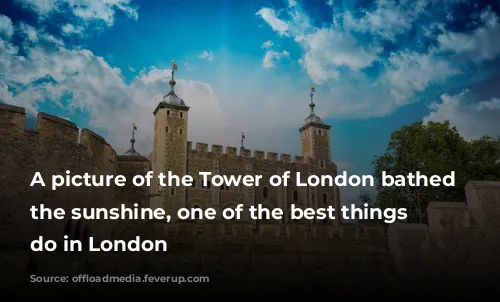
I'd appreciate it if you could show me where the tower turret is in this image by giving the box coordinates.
[150,60,189,217]
[299,84,331,168]
[124,122,141,156]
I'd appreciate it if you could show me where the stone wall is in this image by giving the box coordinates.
[183,141,341,226]
[1,105,500,286]
[387,181,500,278]
[0,104,149,245]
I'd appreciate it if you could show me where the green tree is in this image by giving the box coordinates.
[357,193,381,222]
[373,121,500,224]
[359,193,374,206]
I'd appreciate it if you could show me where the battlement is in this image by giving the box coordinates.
[0,106,129,167]
[37,112,79,142]
[0,103,26,132]
[186,141,310,165]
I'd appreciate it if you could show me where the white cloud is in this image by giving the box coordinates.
[256,8,291,37]
[261,40,273,49]
[424,90,500,140]
[256,1,500,120]
[19,23,39,42]
[343,0,429,41]
[437,9,500,62]
[0,24,229,155]
[299,28,381,84]
[16,0,138,27]
[288,0,297,7]
[0,22,319,159]
[257,6,381,84]
[262,50,289,69]
[382,49,461,103]
[0,14,14,38]
[197,50,215,62]
[15,0,59,15]
[61,24,85,36]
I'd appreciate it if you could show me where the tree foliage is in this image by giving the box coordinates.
[357,193,381,222]
[373,121,500,224]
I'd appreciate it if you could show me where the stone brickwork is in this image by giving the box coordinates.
[148,85,341,234]
[387,181,500,279]
[150,104,189,216]
[0,103,150,248]
[1,103,500,286]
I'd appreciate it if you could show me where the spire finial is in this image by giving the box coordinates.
[240,132,246,150]
[131,122,137,144]
[309,83,316,114]
[124,122,140,156]
[170,59,178,92]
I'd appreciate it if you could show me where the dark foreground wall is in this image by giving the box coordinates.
[1,104,500,295]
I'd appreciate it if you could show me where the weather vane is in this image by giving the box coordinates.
[310,83,315,103]
[132,122,137,140]
[240,132,246,149]
[171,59,178,81]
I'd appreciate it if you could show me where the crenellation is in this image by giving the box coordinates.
[280,153,291,163]
[266,152,278,161]
[79,128,114,161]
[211,144,223,155]
[226,146,237,156]
[0,103,26,132]
[240,148,251,157]
[36,112,79,143]
[4,92,500,284]
[196,142,208,153]
[254,150,265,160]
[293,155,304,164]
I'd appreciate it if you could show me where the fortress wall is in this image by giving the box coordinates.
[0,106,137,246]
[387,181,500,277]
[2,105,500,282]
[0,103,25,133]
[186,142,310,165]
[36,113,79,142]
[185,142,340,225]
[116,156,151,208]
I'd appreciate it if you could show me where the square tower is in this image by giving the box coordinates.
[150,60,189,218]
[299,85,331,168]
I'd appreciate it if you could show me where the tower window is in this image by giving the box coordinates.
[179,128,183,134]
[293,190,298,201]
[167,110,170,115]
[166,126,169,133]
[319,160,325,168]
[323,193,327,205]
[263,187,268,198]
[180,112,183,118]
[319,129,322,135]
[170,187,175,196]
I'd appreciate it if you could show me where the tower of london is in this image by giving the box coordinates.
[147,61,341,234]
[1,62,499,284]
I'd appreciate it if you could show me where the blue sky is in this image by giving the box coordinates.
[1,0,500,203]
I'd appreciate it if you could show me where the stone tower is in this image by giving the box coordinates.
[299,84,331,167]
[150,60,190,218]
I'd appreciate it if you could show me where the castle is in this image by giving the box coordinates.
[1,63,499,286]
[146,61,341,232]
